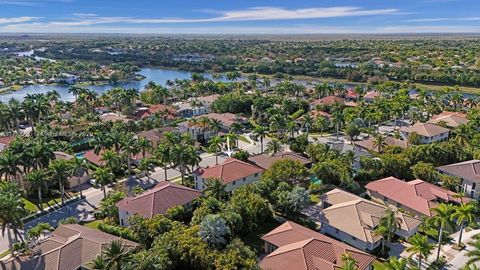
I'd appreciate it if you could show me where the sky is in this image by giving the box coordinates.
[0,0,479,34]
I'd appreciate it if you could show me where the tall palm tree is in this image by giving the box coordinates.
[0,151,21,182]
[253,126,268,153]
[452,203,475,246]
[265,139,283,155]
[7,99,22,133]
[71,157,89,198]
[431,203,454,261]
[208,136,224,165]
[48,159,72,205]
[301,114,313,136]
[154,143,171,181]
[26,169,49,213]
[373,134,388,153]
[406,233,434,269]
[0,182,26,257]
[203,178,227,201]
[139,157,154,181]
[209,118,223,136]
[466,237,480,266]
[94,167,114,199]
[120,134,139,176]
[137,137,152,159]
[100,150,119,172]
[374,209,400,255]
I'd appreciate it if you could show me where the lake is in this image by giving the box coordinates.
[0,68,200,102]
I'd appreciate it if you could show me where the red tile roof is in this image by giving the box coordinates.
[310,95,345,107]
[260,221,375,270]
[116,181,201,218]
[365,177,469,216]
[194,158,264,184]
[84,149,104,166]
[132,104,177,120]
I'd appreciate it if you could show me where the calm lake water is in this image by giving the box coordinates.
[0,68,200,102]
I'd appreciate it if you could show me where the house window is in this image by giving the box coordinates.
[254,173,258,177]
[232,181,236,185]
[243,177,246,181]
[352,236,357,240]
[473,183,477,190]
[335,228,339,234]
[120,219,124,226]
[471,190,475,198]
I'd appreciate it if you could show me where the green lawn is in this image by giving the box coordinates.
[309,194,320,204]
[372,260,388,270]
[83,220,104,230]
[23,192,77,213]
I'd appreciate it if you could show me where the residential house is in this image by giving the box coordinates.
[100,112,130,123]
[260,221,375,270]
[327,141,371,169]
[437,160,480,199]
[0,136,14,153]
[131,104,177,121]
[354,136,408,153]
[303,189,421,251]
[366,177,469,217]
[193,158,264,192]
[54,151,90,188]
[428,111,469,128]
[363,91,379,103]
[0,224,138,270]
[248,151,312,170]
[205,113,247,131]
[399,123,450,144]
[177,113,246,141]
[116,181,201,226]
[136,127,177,148]
[310,95,345,109]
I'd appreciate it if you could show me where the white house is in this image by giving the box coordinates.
[437,160,480,199]
[399,122,450,144]
[193,158,264,192]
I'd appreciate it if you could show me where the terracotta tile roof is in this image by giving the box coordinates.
[137,127,177,148]
[363,91,379,100]
[260,221,375,270]
[84,149,104,166]
[306,189,421,244]
[0,224,138,270]
[197,94,220,103]
[132,104,178,120]
[428,111,469,128]
[0,136,14,152]
[366,177,469,216]
[248,152,312,170]
[100,113,130,123]
[310,96,345,107]
[194,158,264,184]
[400,123,450,137]
[205,113,247,128]
[437,160,480,184]
[353,136,408,152]
[116,181,201,218]
[309,110,332,119]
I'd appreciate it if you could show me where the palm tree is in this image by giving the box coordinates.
[431,203,454,261]
[26,169,49,213]
[0,151,21,182]
[198,214,231,248]
[339,253,358,270]
[466,237,480,266]
[48,159,72,205]
[203,178,227,201]
[314,116,328,137]
[406,233,434,269]
[452,203,475,246]
[266,139,283,155]
[209,118,223,136]
[253,126,268,153]
[7,99,22,133]
[301,114,313,136]
[384,257,408,270]
[373,134,388,153]
[120,134,139,176]
[100,149,119,172]
[137,137,152,160]
[92,240,135,270]
[154,143,171,181]
[208,136,224,165]
[138,157,154,181]
[0,182,26,257]
[94,167,114,199]
[374,209,400,255]
[71,157,88,198]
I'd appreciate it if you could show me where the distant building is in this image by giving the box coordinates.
[437,160,480,199]
[399,123,450,144]
[116,181,201,226]
[354,136,408,152]
[428,111,469,128]
[248,151,312,170]
[0,224,138,270]
[303,189,421,251]
[366,177,469,217]
[193,158,264,192]
[260,221,375,270]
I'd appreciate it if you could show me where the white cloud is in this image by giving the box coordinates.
[406,17,480,22]
[0,17,39,24]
